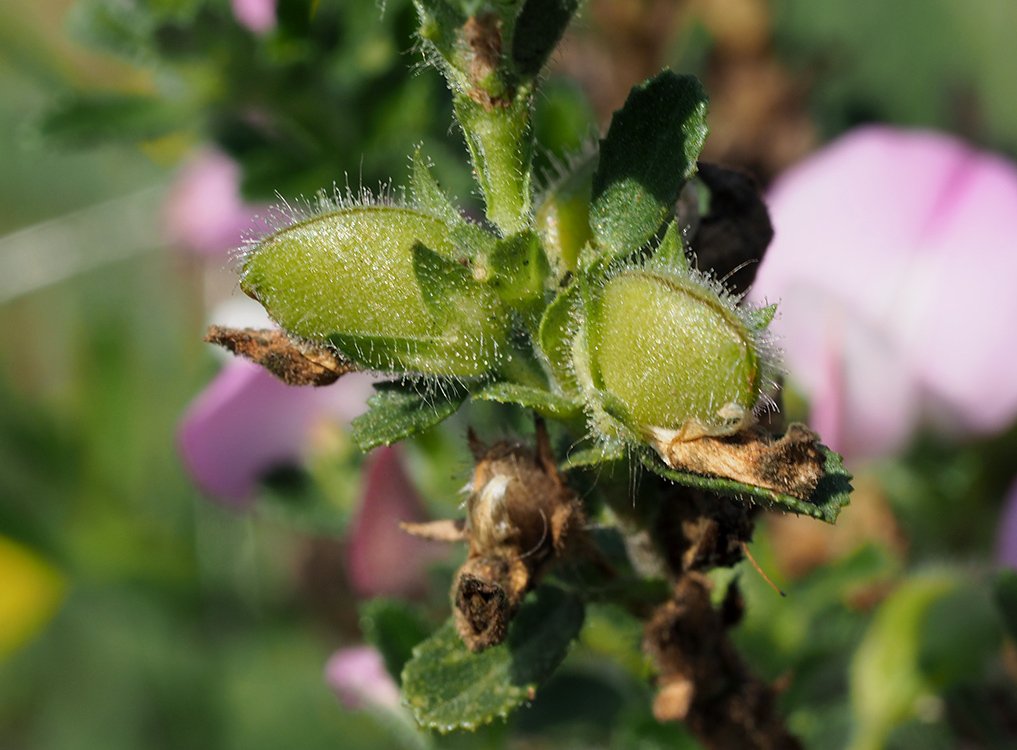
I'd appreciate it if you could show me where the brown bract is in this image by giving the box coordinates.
[651,423,826,501]
[204,325,355,386]
[403,423,586,651]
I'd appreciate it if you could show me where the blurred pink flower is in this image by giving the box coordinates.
[163,149,265,256]
[178,358,444,596]
[231,0,276,34]
[997,479,1017,570]
[177,359,375,507]
[346,446,446,599]
[751,126,1017,461]
[325,646,401,712]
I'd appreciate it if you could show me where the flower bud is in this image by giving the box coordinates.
[583,267,773,440]
[241,204,507,377]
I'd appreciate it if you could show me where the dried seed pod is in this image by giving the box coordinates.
[452,428,585,651]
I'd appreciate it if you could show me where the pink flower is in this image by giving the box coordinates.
[231,0,276,34]
[177,359,375,507]
[346,446,446,599]
[163,149,266,257]
[751,126,1017,461]
[325,646,402,712]
[178,357,444,595]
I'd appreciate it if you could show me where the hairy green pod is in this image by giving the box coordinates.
[241,204,507,377]
[580,264,774,440]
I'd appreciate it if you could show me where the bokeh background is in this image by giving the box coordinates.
[3,1,1017,748]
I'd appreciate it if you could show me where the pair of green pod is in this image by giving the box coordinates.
[241,198,770,441]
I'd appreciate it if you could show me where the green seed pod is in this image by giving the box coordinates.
[534,153,595,278]
[241,202,507,377]
[578,255,776,443]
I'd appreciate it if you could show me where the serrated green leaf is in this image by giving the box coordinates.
[472,382,582,420]
[561,441,626,471]
[410,147,462,225]
[993,569,1017,641]
[537,280,580,392]
[350,381,467,451]
[37,94,192,147]
[512,0,579,78]
[590,71,708,260]
[359,599,433,681]
[401,586,584,732]
[639,442,852,523]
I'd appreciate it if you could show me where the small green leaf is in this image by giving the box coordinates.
[647,222,689,272]
[450,222,498,261]
[402,586,584,732]
[590,71,708,259]
[850,572,960,750]
[487,230,550,309]
[993,569,1017,641]
[327,330,490,377]
[472,382,583,420]
[411,241,475,317]
[561,441,626,471]
[744,303,777,331]
[537,280,581,392]
[350,381,467,451]
[639,444,852,524]
[410,147,462,225]
[360,599,433,681]
[512,0,579,78]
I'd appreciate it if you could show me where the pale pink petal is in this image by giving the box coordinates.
[231,0,276,34]
[346,446,446,598]
[893,149,1017,432]
[774,284,920,460]
[163,150,266,257]
[752,126,1017,460]
[325,646,401,712]
[177,360,375,507]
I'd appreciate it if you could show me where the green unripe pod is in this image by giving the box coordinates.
[583,267,772,440]
[534,154,595,277]
[241,204,507,377]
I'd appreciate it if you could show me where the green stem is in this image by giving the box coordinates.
[454,92,533,235]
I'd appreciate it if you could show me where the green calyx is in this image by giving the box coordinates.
[580,264,771,439]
